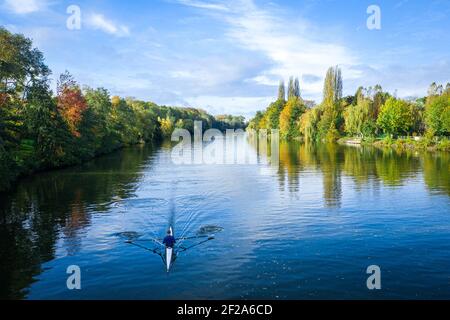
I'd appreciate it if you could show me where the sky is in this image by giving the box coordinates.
[1,0,449,119]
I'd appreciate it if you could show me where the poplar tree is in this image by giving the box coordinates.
[288,77,295,99]
[278,80,286,101]
[294,77,300,98]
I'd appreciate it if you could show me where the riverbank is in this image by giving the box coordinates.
[0,139,151,193]
[338,136,450,152]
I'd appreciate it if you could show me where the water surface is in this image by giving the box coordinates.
[0,140,449,299]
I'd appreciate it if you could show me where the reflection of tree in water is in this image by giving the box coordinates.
[278,141,303,193]
[422,152,450,195]
[0,144,156,299]
[375,149,421,186]
[253,138,449,207]
[316,143,342,208]
[343,147,378,187]
[62,190,90,256]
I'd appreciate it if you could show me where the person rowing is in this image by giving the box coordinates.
[163,228,176,248]
[124,225,221,272]
[163,227,176,272]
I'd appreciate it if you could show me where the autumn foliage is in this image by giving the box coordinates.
[57,72,87,137]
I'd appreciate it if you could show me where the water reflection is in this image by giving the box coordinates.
[0,145,156,299]
[250,139,450,205]
[422,152,450,195]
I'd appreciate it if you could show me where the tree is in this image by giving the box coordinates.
[248,111,264,131]
[428,82,443,97]
[158,115,174,137]
[299,107,322,141]
[287,77,295,99]
[425,90,450,136]
[279,97,305,139]
[319,66,344,141]
[26,80,66,162]
[57,71,88,137]
[376,97,414,137]
[265,99,285,129]
[372,85,389,120]
[294,77,300,98]
[84,87,117,153]
[278,81,285,101]
[344,99,375,138]
[323,66,342,108]
[0,27,50,97]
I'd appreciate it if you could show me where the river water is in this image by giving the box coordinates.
[0,139,449,299]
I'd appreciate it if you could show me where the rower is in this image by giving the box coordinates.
[163,229,176,248]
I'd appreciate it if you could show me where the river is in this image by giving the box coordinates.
[0,139,449,299]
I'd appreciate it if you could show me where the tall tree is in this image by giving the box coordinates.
[427,82,441,96]
[319,66,344,141]
[334,67,343,102]
[278,80,286,101]
[287,77,295,99]
[323,66,343,108]
[294,77,300,98]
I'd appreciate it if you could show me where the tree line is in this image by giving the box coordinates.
[0,27,245,191]
[248,66,450,145]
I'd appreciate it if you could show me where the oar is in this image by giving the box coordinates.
[178,237,215,252]
[176,235,209,241]
[125,240,162,257]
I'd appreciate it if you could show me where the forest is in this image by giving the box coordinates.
[248,67,450,149]
[0,27,245,191]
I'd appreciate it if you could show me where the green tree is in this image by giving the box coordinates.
[377,97,413,137]
[323,66,343,108]
[248,111,264,131]
[0,27,50,97]
[425,90,450,136]
[25,80,75,166]
[300,107,322,141]
[344,98,376,138]
[265,99,285,129]
[279,97,305,139]
[319,66,343,141]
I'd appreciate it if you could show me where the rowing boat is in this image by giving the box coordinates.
[124,225,220,273]
[166,227,174,272]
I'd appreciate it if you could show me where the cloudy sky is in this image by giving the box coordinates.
[1,0,449,118]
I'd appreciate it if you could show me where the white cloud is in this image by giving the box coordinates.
[176,0,229,11]
[223,0,358,99]
[175,0,359,101]
[4,0,46,14]
[86,13,130,37]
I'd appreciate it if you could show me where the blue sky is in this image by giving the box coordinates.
[1,0,449,118]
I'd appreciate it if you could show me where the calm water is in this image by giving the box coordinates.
[0,139,449,300]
